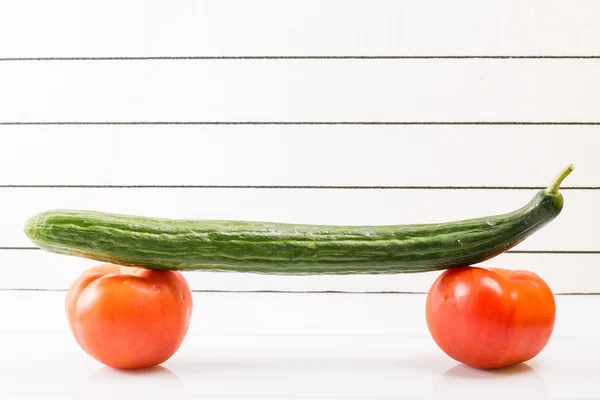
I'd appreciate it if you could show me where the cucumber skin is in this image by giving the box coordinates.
[24,189,564,275]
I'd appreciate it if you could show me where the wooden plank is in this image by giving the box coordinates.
[0,249,596,293]
[0,126,596,187]
[1,1,598,57]
[1,60,598,122]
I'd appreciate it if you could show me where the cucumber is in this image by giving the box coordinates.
[24,165,573,274]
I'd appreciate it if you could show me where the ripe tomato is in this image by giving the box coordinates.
[426,266,555,369]
[66,264,193,369]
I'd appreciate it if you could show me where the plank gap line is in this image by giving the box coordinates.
[2,121,600,126]
[0,185,596,190]
[1,55,600,61]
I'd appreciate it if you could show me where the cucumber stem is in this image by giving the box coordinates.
[546,164,574,195]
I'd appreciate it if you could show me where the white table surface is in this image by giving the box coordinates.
[0,290,598,399]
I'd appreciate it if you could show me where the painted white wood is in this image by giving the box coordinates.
[1,1,598,57]
[0,2,596,293]
[0,127,596,187]
[1,184,594,292]
[0,59,599,122]
[0,249,595,294]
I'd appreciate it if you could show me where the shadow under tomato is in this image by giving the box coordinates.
[76,365,190,400]
[423,362,551,400]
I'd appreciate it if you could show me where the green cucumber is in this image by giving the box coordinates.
[24,165,573,274]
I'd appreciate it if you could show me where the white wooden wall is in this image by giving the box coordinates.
[1,1,598,293]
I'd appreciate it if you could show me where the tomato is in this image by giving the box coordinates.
[66,264,193,369]
[425,266,555,369]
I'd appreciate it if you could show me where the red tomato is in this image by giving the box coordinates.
[426,266,555,369]
[66,264,193,369]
